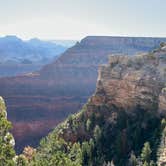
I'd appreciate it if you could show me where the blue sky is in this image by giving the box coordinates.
[0,0,165,40]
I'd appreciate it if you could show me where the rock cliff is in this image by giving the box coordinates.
[59,43,166,140]
[32,44,166,166]
[48,44,166,165]
[95,50,166,114]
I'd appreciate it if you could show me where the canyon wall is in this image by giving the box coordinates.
[36,43,166,166]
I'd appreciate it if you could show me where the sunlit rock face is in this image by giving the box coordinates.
[95,46,166,114]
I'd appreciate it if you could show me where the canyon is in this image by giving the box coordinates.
[1,36,166,152]
[33,43,166,165]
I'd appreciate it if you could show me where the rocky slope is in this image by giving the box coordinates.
[0,36,166,152]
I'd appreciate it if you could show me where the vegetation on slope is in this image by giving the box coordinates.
[0,97,15,165]
[0,87,165,166]
[29,104,164,166]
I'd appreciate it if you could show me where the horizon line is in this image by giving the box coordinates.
[1,34,166,41]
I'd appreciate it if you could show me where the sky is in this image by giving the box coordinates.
[0,0,166,40]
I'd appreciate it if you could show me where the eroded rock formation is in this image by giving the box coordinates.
[59,43,166,141]
[50,44,166,165]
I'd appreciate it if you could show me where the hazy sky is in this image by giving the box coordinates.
[0,0,166,40]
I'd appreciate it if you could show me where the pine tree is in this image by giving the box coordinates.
[129,151,137,166]
[141,142,152,163]
[163,127,166,145]
[111,160,115,166]
[93,125,102,142]
[143,161,149,166]
[14,155,28,166]
[161,118,166,129]
[149,160,156,166]
[0,97,16,166]
[86,119,92,131]
[82,142,91,166]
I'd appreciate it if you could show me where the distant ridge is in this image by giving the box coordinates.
[0,35,68,76]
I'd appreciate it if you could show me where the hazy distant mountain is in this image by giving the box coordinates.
[0,35,68,76]
[0,35,67,64]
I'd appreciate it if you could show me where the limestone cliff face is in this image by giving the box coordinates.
[93,47,166,114]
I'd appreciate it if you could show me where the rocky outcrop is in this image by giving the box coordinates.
[159,88,166,115]
[0,96,7,118]
[94,51,166,114]
[1,36,166,152]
